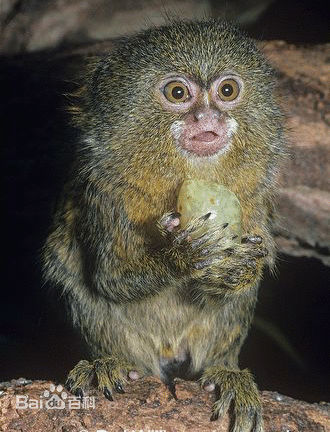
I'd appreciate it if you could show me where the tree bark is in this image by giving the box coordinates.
[1,378,330,432]
[261,41,330,266]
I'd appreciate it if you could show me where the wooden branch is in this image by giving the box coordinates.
[261,42,330,266]
[1,378,329,431]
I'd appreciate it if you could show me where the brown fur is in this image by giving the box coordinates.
[43,20,286,431]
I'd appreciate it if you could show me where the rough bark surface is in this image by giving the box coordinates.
[1,0,283,55]
[1,378,329,432]
[263,42,330,266]
[0,0,209,54]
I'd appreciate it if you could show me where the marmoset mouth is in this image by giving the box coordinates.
[192,131,219,142]
[185,130,226,156]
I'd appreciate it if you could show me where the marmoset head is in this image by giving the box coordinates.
[76,20,282,173]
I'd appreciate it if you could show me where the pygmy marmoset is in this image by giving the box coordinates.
[43,19,286,432]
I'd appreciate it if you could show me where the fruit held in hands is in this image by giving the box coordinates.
[177,179,242,244]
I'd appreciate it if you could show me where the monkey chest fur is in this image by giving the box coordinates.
[89,286,255,381]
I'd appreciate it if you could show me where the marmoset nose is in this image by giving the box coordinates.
[193,108,221,122]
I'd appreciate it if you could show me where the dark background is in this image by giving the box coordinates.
[1,0,330,403]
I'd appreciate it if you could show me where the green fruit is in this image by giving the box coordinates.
[177,179,242,242]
